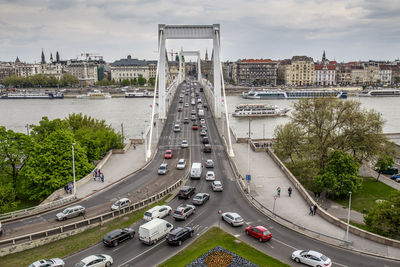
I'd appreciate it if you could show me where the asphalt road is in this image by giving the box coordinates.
[63,80,399,267]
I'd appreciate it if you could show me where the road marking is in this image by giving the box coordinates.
[272,238,298,250]
[332,261,349,267]
[234,234,240,237]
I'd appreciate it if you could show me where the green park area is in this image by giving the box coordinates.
[160,227,289,267]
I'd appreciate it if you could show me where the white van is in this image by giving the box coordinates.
[198,109,204,118]
[138,218,173,245]
[190,162,203,179]
[143,205,172,221]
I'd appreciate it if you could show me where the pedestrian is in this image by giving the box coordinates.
[288,186,292,197]
[314,192,317,198]
[133,143,136,150]
[100,172,104,183]
[68,182,72,194]
[98,169,101,178]
[309,205,314,216]
[313,204,318,215]
[94,168,98,178]
[64,184,68,194]
[154,121,156,127]
[277,187,281,197]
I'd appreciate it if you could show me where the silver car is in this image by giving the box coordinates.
[111,198,131,211]
[173,204,196,220]
[221,212,244,226]
[56,205,85,221]
[29,258,65,267]
[176,159,186,170]
[192,193,210,205]
[158,163,168,175]
[211,181,223,192]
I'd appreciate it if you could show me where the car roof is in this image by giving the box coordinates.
[169,227,184,235]
[178,158,185,162]
[213,181,222,185]
[195,193,208,197]
[307,250,324,257]
[81,255,103,264]
[68,205,84,209]
[206,171,214,174]
[106,229,122,236]
[206,159,213,162]
[166,150,172,152]
[160,163,168,167]
[116,198,129,202]
[181,185,192,190]
[226,212,241,217]
[254,225,268,231]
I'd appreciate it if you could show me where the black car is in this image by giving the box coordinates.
[203,144,212,153]
[166,227,194,246]
[103,228,135,247]
[202,136,209,144]
[178,186,196,199]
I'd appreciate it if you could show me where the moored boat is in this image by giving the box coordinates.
[357,88,400,97]
[1,91,64,99]
[76,89,111,99]
[233,103,290,117]
[242,89,347,99]
[125,90,154,98]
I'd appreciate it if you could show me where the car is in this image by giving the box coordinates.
[192,193,210,205]
[164,150,173,159]
[205,159,214,168]
[29,258,65,267]
[111,198,131,211]
[200,130,207,136]
[184,103,189,107]
[221,212,244,226]
[191,115,196,121]
[191,109,196,115]
[181,140,189,148]
[103,228,135,247]
[202,136,209,144]
[291,250,332,267]
[183,117,189,124]
[158,163,169,175]
[143,205,172,221]
[192,123,199,130]
[202,125,207,131]
[211,180,223,191]
[178,186,196,199]
[166,226,194,246]
[173,124,181,132]
[390,174,400,180]
[179,98,183,103]
[56,205,85,221]
[173,204,196,220]
[179,94,184,98]
[205,171,216,181]
[74,254,113,267]
[245,225,272,242]
[203,144,212,153]
[176,158,187,169]
[200,118,205,124]
[177,107,183,112]
[377,166,398,175]
[203,103,208,108]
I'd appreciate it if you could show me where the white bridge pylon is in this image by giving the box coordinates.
[147,24,234,160]
[178,50,202,83]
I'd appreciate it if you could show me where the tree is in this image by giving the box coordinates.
[375,154,395,181]
[22,129,93,201]
[314,150,362,198]
[132,78,138,86]
[60,73,79,87]
[148,77,156,86]
[138,75,146,86]
[121,79,130,86]
[364,191,400,238]
[273,123,304,164]
[0,182,18,213]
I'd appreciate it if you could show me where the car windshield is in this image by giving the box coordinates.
[194,196,201,200]
[62,209,69,214]
[75,261,85,267]
[159,166,166,170]
[144,212,152,217]
[114,200,121,206]
[262,230,271,235]
[320,255,328,261]
[235,216,243,221]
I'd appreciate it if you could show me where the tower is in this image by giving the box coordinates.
[322,50,326,62]
[41,49,46,64]
[56,51,60,63]
[205,49,208,61]
[50,53,53,63]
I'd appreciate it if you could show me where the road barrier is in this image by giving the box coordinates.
[0,178,184,256]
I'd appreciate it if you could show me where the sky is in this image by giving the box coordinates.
[0,0,400,64]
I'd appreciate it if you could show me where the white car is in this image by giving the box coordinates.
[205,159,214,168]
[200,118,206,124]
[206,171,215,181]
[211,181,223,191]
[143,205,172,221]
[221,212,244,226]
[75,254,113,267]
[29,258,65,267]
[176,158,187,170]
[181,140,189,148]
[291,250,332,267]
[111,198,131,211]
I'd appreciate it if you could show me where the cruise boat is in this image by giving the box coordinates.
[242,89,347,99]
[125,90,154,98]
[357,88,400,97]
[1,91,64,99]
[76,89,111,99]
[233,104,290,117]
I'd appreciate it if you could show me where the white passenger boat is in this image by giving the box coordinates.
[242,89,347,99]
[76,89,111,99]
[1,91,64,99]
[125,90,154,98]
[233,104,290,117]
[357,88,400,97]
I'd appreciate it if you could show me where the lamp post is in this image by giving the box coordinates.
[72,143,76,197]
[346,191,352,241]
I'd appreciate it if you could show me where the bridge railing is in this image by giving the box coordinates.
[0,177,185,256]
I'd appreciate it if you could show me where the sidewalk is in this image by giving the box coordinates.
[231,142,400,259]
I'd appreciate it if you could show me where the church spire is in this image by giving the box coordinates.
[56,51,60,63]
[205,49,208,61]
[50,52,53,63]
[41,49,46,64]
[322,50,326,61]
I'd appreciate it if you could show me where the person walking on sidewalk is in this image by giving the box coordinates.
[313,204,318,215]
[133,143,136,150]
[100,172,104,183]
[309,205,314,216]
[288,186,292,197]
[277,187,281,197]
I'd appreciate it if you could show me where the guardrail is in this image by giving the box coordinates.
[0,177,184,256]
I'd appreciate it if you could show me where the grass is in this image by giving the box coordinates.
[349,221,374,232]
[335,176,398,213]
[159,227,289,267]
[0,195,171,267]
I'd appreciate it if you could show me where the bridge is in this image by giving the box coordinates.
[0,24,399,267]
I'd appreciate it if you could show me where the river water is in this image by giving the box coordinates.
[0,96,399,139]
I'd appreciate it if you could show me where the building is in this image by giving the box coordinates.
[336,63,353,86]
[363,61,380,85]
[111,55,156,83]
[64,61,99,86]
[232,59,278,86]
[379,65,392,85]
[281,56,314,86]
[314,51,336,86]
[0,61,16,82]
[351,66,364,85]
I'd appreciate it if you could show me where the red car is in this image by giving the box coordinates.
[245,225,272,242]
[177,107,183,112]
[164,150,173,159]
[192,124,199,130]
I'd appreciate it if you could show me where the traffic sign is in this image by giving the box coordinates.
[246,174,251,182]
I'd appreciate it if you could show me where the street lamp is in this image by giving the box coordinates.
[346,191,352,241]
[72,143,76,197]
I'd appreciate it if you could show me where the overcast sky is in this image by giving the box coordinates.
[1,0,400,64]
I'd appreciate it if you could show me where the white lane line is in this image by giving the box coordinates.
[118,239,166,266]
[332,261,349,267]
[271,237,298,250]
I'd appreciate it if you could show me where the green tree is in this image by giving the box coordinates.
[0,182,18,213]
[30,117,69,141]
[314,150,362,198]
[132,78,138,86]
[138,75,146,86]
[60,73,79,87]
[364,191,400,238]
[0,127,32,189]
[375,154,395,181]
[22,129,93,201]
[121,79,130,86]
[148,77,156,86]
[273,123,304,164]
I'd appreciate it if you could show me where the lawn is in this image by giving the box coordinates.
[335,177,398,213]
[159,227,289,267]
[0,196,170,267]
